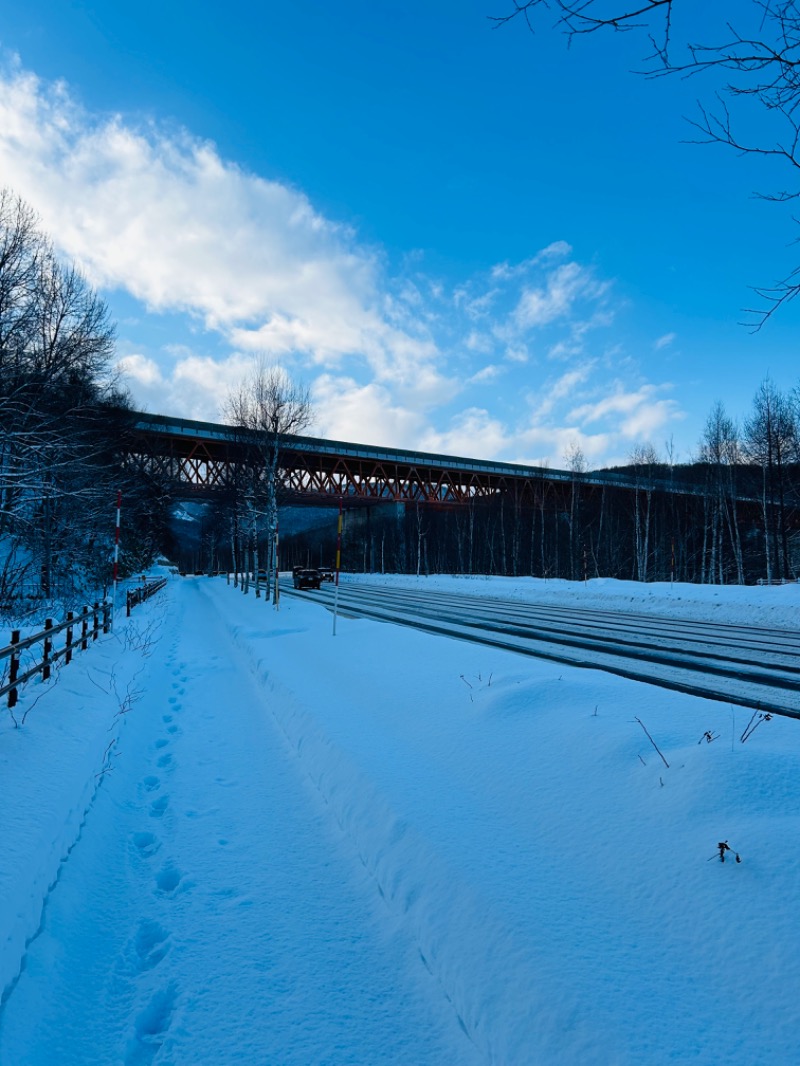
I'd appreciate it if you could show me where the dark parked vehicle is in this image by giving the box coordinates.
[293,568,321,590]
[318,567,335,583]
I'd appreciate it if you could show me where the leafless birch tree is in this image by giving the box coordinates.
[223,359,313,596]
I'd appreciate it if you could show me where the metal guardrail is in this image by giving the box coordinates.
[0,602,112,709]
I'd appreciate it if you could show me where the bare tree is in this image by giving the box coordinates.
[492,1,800,325]
[743,377,797,581]
[699,401,745,584]
[629,442,659,581]
[491,0,674,42]
[223,359,313,597]
[564,441,586,580]
[0,188,143,607]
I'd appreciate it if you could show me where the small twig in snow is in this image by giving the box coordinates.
[634,717,670,769]
[740,709,772,744]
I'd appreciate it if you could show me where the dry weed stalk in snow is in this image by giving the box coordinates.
[6,664,63,729]
[634,716,670,769]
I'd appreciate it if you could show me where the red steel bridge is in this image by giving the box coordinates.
[124,413,714,506]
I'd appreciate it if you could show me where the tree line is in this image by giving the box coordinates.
[119,351,799,588]
[278,381,800,585]
[0,189,168,613]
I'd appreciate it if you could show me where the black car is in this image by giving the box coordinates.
[293,568,321,590]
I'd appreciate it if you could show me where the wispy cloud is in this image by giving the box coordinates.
[654,332,676,351]
[513,262,610,331]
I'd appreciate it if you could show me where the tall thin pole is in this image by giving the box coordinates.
[112,489,121,628]
[273,516,280,608]
[333,495,343,636]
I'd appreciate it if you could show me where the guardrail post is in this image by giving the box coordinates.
[92,602,100,641]
[8,630,20,709]
[81,605,89,651]
[127,590,132,617]
[102,601,111,634]
[65,611,74,665]
[42,619,53,681]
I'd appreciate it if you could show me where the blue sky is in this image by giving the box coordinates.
[1,0,797,467]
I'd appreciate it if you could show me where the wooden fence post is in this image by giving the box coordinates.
[92,602,100,641]
[8,630,20,709]
[42,619,53,681]
[81,606,89,651]
[102,601,110,634]
[65,611,74,665]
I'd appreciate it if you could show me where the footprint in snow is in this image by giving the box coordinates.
[155,864,182,894]
[133,919,170,971]
[125,982,177,1065]
[149,795,169,818]
[131,832,160,858]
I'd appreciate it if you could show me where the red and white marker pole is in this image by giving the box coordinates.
[112,490,121,627]
[333,495,343,636]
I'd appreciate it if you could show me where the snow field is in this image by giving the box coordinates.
[206,577,800,1063]
[1,572,800,1063]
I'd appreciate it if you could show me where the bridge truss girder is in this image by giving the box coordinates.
[123,431,535,505]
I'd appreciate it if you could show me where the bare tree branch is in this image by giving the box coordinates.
[490,1,800,326]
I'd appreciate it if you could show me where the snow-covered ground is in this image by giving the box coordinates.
[352,571,800,631]
[1,573,799,1064]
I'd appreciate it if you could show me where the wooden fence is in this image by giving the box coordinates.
[0,577,169,710]
[0,602,112,709]
[126,577,168,615]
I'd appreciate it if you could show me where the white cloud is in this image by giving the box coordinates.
[504,345,529,364]
[116,348,254,420]
[490,241,572,281]
[116,352,163,388]
[465,330,495,354]
[468,364,503,385]
[420,408,511,459]
[514,425,616,468]
[568,383,684,443]
[514,262,610,331]
[0,60,438,388]
[311,374,425,447]
[654,332,676,350]
[0,58,688,468]
[530,365,595,421]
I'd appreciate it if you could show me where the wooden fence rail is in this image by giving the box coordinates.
[0,602,112,709]
[126,578,168,616]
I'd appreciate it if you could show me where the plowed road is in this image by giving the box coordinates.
[287,581,800,719]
